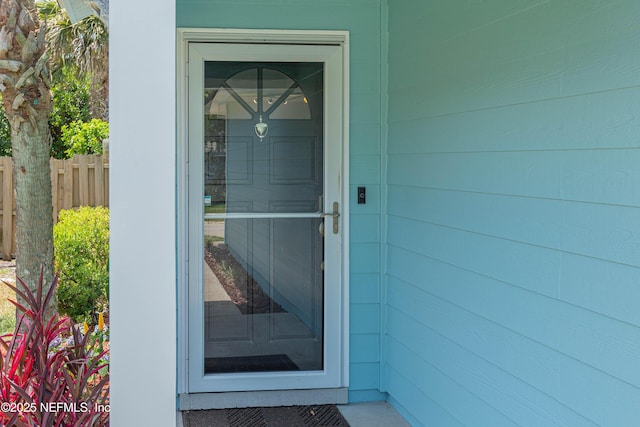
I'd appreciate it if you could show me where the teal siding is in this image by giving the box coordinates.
[177,0,384,401]
[176,0,640,423]
[386,1,640,426]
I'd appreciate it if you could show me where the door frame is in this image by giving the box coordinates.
[176,28,350,406]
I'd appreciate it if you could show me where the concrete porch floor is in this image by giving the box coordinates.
[337,402,410,427]
[177,401,410,427]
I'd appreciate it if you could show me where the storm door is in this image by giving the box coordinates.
[187,42,345,393]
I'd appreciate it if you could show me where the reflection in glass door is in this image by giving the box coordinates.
[202,62,325,374]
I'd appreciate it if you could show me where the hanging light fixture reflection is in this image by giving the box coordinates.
[254,115,268,141]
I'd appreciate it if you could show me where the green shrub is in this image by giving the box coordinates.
[54,206,109,323]
[61,118,108,158]
[49,68,91,159]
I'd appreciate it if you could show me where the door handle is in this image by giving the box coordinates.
[320,201,340,234]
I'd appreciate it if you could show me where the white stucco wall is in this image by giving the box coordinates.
[110,1,176,425]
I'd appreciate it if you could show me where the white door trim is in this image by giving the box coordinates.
[179,27,348,45]
[176,29,350,403]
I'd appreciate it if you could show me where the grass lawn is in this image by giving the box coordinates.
[205,203,225,222]
[205,203,225,215]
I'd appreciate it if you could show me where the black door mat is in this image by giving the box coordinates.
[204,354,299,374]
[182,405,350,427]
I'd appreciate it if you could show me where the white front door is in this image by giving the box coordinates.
[185,40,346,393]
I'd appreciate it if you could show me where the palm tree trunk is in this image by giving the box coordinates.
[90,67,108,121]
[0,0,55,305]
[11,106,54,297]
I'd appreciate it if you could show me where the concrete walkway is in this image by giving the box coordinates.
[204,220,225,238]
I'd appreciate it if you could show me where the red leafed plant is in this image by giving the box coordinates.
[0,268,109,426]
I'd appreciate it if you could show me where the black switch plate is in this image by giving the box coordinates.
[357,186,366,204]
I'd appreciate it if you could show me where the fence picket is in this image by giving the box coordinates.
[95,155,104,206]
[63,159,73,210]
[78,155,89,206]
[50,158,58,222]
[0,155,109,260]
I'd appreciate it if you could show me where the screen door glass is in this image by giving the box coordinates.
[202,62,324,374]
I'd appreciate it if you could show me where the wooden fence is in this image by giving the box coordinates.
[0,155,109,260]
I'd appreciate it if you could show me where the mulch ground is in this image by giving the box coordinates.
[204,243,284,314]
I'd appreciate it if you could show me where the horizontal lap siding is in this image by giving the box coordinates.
[177,0,384,400]
[386,0,640,425]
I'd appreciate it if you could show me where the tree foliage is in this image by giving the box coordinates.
[49,67,90,158]
[61,118,108,157]
[0,3,106,160]
[38,0,108,120]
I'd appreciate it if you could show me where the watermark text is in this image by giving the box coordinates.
[1,401,110,414]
